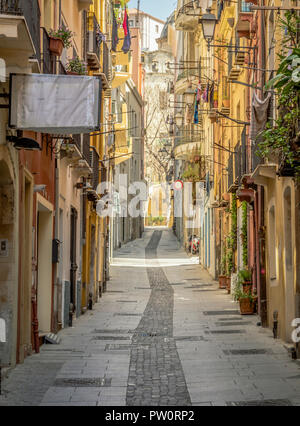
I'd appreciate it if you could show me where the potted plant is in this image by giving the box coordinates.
[66,57,87,75]
[239,292,256,315]
[219,254,227,289]
[233,282,256,315]
[48,27,74,56]
[238,269,252,294]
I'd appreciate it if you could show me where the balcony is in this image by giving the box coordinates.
[235,128,247,184]
[69,134,93,176]
[236,1,253,39]
[86,12,101,70]
[228,44,242,81]
[0,0,40,65]
[86,147,100,201]
[175,69,198,95]
[175,0,200,32]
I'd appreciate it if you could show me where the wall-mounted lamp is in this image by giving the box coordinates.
[201,8,217,50]
[7,135,41,151]
[184,88,195,106]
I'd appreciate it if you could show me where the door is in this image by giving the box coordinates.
[70,207,78,310]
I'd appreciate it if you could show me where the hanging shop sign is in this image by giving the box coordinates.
[9,73,102,134]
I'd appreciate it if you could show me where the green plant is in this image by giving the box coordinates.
[241,201,248,267]
[226,235,234,276]
[258,12,300,179]
[238,269,252,284]
[230,193,237,250]
[66,57,87,75]
[182,164,200,182]
[49,27,74,49]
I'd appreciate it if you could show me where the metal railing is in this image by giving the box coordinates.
[87,12,101,61]
[42,28,55,74]
[82,134,91,166]
[90,148,100,191]
[102,42,109,78]
[227,153,234,190]
[176,0,200,19]
[0,0,41,63]
[234,126,247,185]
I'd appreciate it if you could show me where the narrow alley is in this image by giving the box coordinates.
[1,228,300,407]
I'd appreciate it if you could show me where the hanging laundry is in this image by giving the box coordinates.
[112,8,119,52]
[122,8,131,54]
[194,89,199,125]
[249,92,271,141]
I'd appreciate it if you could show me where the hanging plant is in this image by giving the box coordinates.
[258,12,300,180]
[49,27,74,49]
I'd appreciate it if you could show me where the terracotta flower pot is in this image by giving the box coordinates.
[237,188,254,203]
[219,275,227,289]
[242,281,252,295]
[67,71,79,75]
[49,36,64,56]
[226,276,231,294]
[239,297,255,315]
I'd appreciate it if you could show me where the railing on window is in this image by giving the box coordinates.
[177,0,200,19]
[233,127,247,185]
[90,148,100,191]
[82,134,91,166]
[0,0,41,63]
[227,153,234,190]
[103,42,110,80]
[72,134,82,152]
[239,1,252,12]
[42,28,55,74]
[87,12,101,60]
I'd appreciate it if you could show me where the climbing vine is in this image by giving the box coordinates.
[241,201,248,268]
[258,12,300,179]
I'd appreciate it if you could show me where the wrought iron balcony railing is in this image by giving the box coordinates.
[90,148,100,191]
[42,28,55,74]
[86,12,101,70]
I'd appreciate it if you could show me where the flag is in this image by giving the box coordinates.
[112,9,119,52]
[122,8,131,54]
[194,90,199,124]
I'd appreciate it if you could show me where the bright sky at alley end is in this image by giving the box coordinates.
[127,0,176,21]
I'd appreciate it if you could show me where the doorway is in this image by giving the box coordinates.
[37,199,53,334]
[70,207,78,313]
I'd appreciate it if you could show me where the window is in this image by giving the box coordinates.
[129,20,134,27]
[155,25,159,33]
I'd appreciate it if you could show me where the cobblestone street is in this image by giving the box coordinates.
[1,228,300,406]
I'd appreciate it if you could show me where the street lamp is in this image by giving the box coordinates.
[201,8,217,50]
[175,112,184,128]
[184,87,195,106]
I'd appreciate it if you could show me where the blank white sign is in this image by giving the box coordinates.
[10,73,101,134]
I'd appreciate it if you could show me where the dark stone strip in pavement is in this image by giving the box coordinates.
[126,230,192,406]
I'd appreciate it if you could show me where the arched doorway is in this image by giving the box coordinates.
[0,159,15,366]
[283,186,294,342]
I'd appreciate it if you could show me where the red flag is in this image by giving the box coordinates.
[123,8,128,36]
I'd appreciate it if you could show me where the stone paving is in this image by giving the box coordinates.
[1,228,300,406]
[126,230,191,406]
